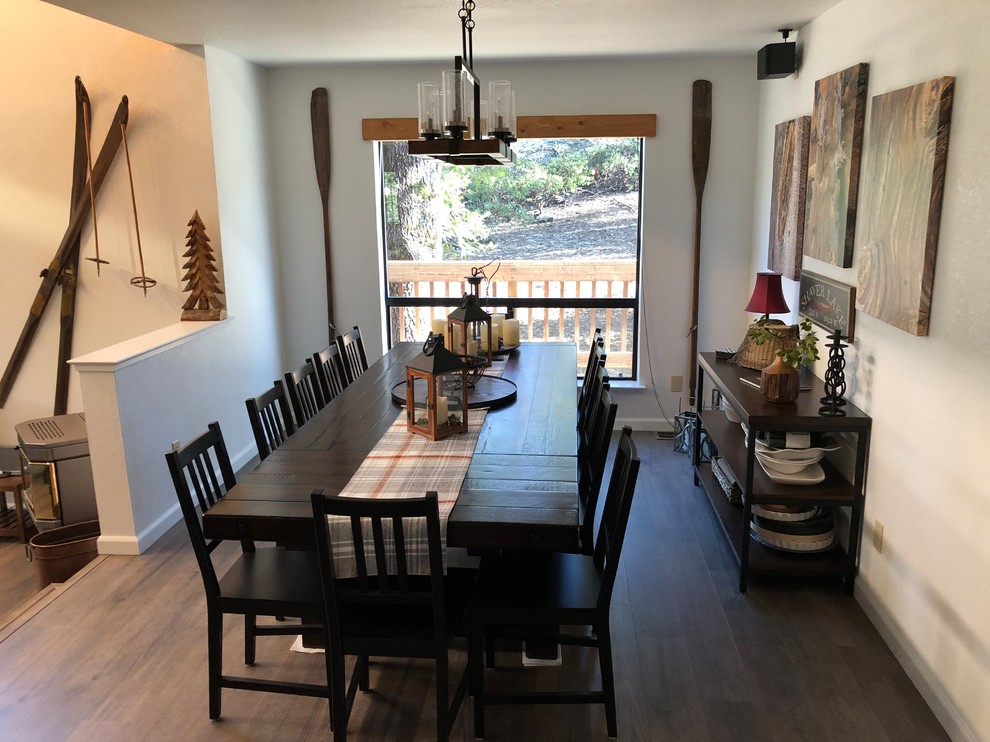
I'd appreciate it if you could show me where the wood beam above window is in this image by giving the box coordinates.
[361,114,657,142]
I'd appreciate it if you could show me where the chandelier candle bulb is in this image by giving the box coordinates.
[509,90,517,138]
[502,318,520,346]
[489,80,512,135]
[443,69,467,132]
[417,82,441,137]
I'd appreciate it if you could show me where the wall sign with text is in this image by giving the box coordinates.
[799,271,856,341]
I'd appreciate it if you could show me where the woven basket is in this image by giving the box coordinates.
[732,321,799,370]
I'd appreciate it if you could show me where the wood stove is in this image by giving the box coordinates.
[16,413,97,532]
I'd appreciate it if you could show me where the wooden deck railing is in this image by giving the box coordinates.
[386,260,637,376]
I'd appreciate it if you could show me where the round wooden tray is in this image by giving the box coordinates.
[391,374,517,411]
[490,343,520,356]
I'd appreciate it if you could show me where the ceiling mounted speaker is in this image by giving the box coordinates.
[757,29,797,80]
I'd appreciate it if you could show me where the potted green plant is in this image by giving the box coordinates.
[747,317,819,403]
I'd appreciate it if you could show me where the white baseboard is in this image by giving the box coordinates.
[229,440,259,474]
[856,581,977,742]
[97,502,182,555]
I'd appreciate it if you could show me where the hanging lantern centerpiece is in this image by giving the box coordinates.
[447,273,493,371]
[405,333,472,441]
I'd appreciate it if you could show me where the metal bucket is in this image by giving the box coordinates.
[27,520,100,590]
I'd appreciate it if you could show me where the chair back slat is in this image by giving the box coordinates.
[593,426,640,607]
[245,380,296,460]
[371,516,391,592]
[285,360,326,426]
[336,325,369,384]
[392,516,410,593]
[350,516,370,590]
[313,344,349,402]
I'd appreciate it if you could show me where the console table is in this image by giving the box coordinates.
[693,352,871,593]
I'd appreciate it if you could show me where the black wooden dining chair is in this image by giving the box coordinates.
[310,490,472,742]
[469,426,640,740]
[285,359,327,426]
[336,325,369,384]
[579,382,618,555]
[578,359,609,468]
[245,380,296,460]
[577,329,604,428]
[165,422,331,721]
[312,343,349,403]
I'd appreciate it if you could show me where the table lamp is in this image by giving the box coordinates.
[744,271,790,320]
[733,271,798,370]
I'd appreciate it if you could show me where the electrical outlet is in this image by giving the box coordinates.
[873,519,884,553]
[670,375,683,392]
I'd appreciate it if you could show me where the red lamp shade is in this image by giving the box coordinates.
[744,271,790,315]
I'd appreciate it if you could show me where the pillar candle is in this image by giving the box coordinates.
[431,319,447,345]
[451,325,463,352]
[502,318,520,346]
[466,338,478,358]
[436,395,448,424]
[490,314,504,344]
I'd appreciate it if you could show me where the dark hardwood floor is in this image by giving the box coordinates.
[0,435,948,740]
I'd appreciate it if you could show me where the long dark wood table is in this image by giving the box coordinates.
[202,342,580,553]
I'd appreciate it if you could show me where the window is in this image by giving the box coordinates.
[380,137,641,378]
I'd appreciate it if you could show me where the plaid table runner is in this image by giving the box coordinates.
[327,358,506,577]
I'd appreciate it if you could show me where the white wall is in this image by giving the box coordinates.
[1,2,285,551]
[75,47,285,554]
[265,57,760,427]
[751,1,990,739]
[0,0,220,439]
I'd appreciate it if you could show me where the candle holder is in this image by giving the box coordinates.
[405,333,471,440]
[819,332,848,416]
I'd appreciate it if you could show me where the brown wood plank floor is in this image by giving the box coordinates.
[0,435,948,741]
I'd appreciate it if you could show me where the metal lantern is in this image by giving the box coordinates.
[405,334,471,441]
[447,276,493,368]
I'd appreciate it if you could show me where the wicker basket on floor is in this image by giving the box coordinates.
[732,321,799,370]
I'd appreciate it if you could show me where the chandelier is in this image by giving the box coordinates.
[407,0,516,166]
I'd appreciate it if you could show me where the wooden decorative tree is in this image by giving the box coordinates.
[180,210,226,320]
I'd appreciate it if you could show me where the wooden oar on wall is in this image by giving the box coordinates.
[687,80,712,408]
[311,87,336,343]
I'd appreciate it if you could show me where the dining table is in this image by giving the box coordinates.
[202,342,581,555]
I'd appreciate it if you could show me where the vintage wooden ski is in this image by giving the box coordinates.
[54,77,91,415]
[0,94,129,408]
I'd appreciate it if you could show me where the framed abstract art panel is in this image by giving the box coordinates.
[856,77,955,336]
[804,63,870,268]
[768,116,810,281]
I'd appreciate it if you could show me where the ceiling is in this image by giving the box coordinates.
[43,0,839,66]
